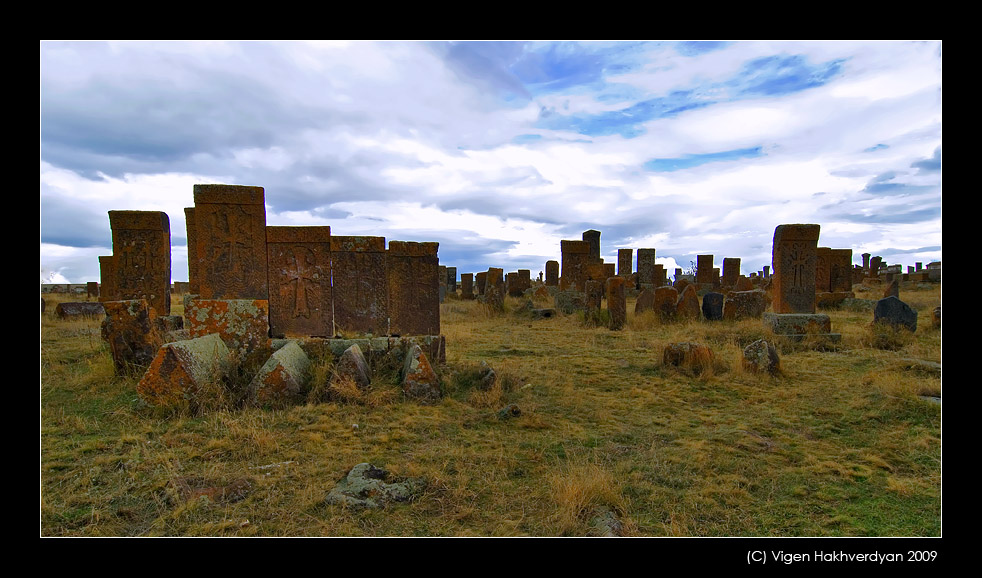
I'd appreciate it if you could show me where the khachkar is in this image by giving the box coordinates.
[636,249,656,287]
[193,184,268,300]
[545,260,559,286]
[98,255,117,302]
[696,254,714,286]
[560,240,591,291]
[617,249,633,277]
[108,210,171,315]
[765,224,839,341]
[387,240,440,336]
[722,258,741,288]
[184,207,199,294]
[582,230,601,262]
[267,226,333,338]
[331,235,388,336]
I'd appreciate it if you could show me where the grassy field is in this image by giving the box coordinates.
[39,282,941,537]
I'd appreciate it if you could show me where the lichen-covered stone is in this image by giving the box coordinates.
[333,343,372,390]
[606,276,626,330]
[723,290,769,320]
[402,344,441,403]
[762,313,832,335]
[324,463,425,509]
[654,286,679,321]
[742,339,781,375]
[103,299,162,375]
[185,298,271,366]
[248,340,312,408]
[137,333,231,410]
[554,290,586,314]
[873,296,917,332]
[55,302,105,319]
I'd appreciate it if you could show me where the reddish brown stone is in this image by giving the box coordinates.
[387,240,440,336]
[696,255,714,285]
[582,230,601,261]
[86,281,99,299]
[722,258,741,287]
[676,284,701,321]
[816,247,832,293]
[331,236,388,336]
[98,255,117,302]
[829,249,853,293]
[192,184,268,300]
[723,290,769,320]
[267,226,333,338]
[103,299,162,375]
[402,344,441,403]
[771,224,821,314]
[475,272,488,295]
[663,342,714,375]
[585,280,604,311]
[55,302,105,318]
[560,240,591,291]
[184,207,199,294]
[637,249,656,286]
[654,286,679,321]
[137,333,231,411]
[634,288,655,314]
[606,276,626,330]
[185,298,271,367]
[108,210,171,315]
[248,340,312,408]
[545,260,559,286]
[460,273,474,299]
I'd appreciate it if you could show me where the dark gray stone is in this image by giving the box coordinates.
[702,292,724,321]
[873,296,917,332]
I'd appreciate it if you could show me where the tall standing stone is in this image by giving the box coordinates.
[696,255,714,285]
[605,276,626,330]
[387,241,440,336]
[517,269,532,294]
[475,272,488,295]
[108,210,171,315]
[560,240,591,291]
[653,264,667,287]
[184,207,199,294]
[771,224,821,314]
[582,230,601,262]
[98,255,117,302]
[86,281,99,299]
[193,184,268,300]
[266,226,333,338]
[460,273,474,299]
[447,267,457,292]
[829,249,854,293]
[870,256,883,277]
[636,249,656,287]
[815,247,832,293]
[331,236,388,336]
[617,249,633,277]
[722,258,741,288]
[545,260,559,286]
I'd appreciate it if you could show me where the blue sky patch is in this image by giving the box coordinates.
[644,147,764,172]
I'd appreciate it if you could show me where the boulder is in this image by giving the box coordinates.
[742,339,781,375]
[873,296,917,332]
[402,344,441,403]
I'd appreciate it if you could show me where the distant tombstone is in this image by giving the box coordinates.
[193,184,268,300]
[331,236,388,336]
[696,255,714,285]
[637,249,656,287]
[915,262,922,271]
[815,247,832,293]
[475,272,488,295]
[862,253,871,273]
[86,281,99,299]
[674,268,683,283]
[882,279,900,300]
[635,288,655,314]
[267,226,333,338]
[98,255,117,302]
[654,286,679,321]
[184,207,199,294]
[702,292,724,321]
[606,276,626,330]
[734,276,754,292]
[762,265,770,278]
[829,249,854,293]
[438,265,447,289]
[582,230,601,262]
[653,264,667,287]
[506,272,522,297]
[723,290,769,320]
[518,269,532,294]
[486,267,504,294]
[584,280,604,311]
[617,249,633,277]
[722,258,741,288]
[108,210,171,315]
[560,240,591,291]
[545,260,559,286]
[460,273,474,299]
[387,241,440,336]
[446,267,457,292]
[869,256,883,277]
[771,224,821,314]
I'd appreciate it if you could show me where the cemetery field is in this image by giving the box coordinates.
[39,283,941,537]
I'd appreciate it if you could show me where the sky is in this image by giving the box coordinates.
[40,40,942,285]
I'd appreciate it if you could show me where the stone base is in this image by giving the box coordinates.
[762,312,840,343]
[271,335,446,366]
[816,291,856,309]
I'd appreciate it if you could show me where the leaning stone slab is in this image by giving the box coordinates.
[325,463,425,509]
[102,300,162,375]
[55,302,106,319]
[701,292,724,321]
[247,340,312,408]
[333,343,372,390]
[873,296,917,332]
[137,333,231,410]
[675,284,701,321]
[763,312,832,335]
[402,343,441,403]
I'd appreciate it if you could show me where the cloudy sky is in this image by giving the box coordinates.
[40,40,942,285]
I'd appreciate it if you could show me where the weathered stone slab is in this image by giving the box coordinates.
[873,296,917,332]
[98,255,117,302]
[722,258,740,288]
[816,247,832,293]
[506,272,521,297]
[743,339,780,375]
[636,249,656,287]
[585,280,604,311]
[762,312,832,335]
[545,260,559,286]
[771,224,821,314]
[460,273,474,299]
[582,230,601,261]
[554,290,586,314]
[192,184,267,300]
[267,226,333,339]
[333,343,372,390]
[617,249,633,277]
[603,262,615,280]
[560,240,591,291]
[606,276,626,330]
[702,292,724,321]
[387,240,440,336]
[248,340,312,408]
[654,286,679,321]
[331,236,388,336]
[102,299,162,375]
[475,272,488,295]
[635,288,655,315]
[185,298,271,366]
[723,290,769,320]
[446,267,457,292]
[676,284,701,321]
[109,210,171,315]
[136,332,231,410]
[86,281,99,299]
[402,343,441,403]
[696,255,714,285]
[829,249,853,293]
[184,207,199,294]
[55,302,105,318]
[517,269,532,294]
